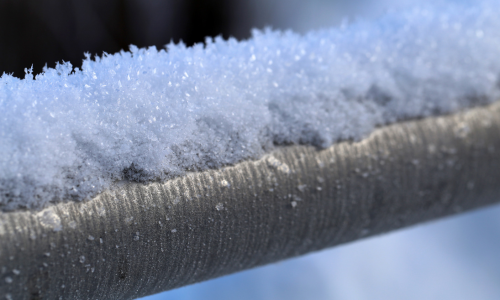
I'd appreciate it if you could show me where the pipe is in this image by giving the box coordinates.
[1,101,500,300]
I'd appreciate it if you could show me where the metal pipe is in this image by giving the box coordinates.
[1,102,500,300]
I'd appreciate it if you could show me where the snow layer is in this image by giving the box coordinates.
[1,1,500,211]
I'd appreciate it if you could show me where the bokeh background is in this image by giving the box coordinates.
[1,0,499,299]
[0,0,418,78]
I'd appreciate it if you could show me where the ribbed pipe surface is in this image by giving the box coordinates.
[1,102,500,299]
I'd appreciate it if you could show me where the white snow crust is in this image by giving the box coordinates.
[1,1,500,210]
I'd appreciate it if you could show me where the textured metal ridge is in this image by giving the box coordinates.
[1,102,500,299]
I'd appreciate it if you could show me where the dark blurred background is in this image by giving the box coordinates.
[0,0,250,77]
[0,0,379,78]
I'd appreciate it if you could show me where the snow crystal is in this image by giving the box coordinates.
[1,1,500,211]
[297,185,308,193]
[68,221,77,229]
[36,208,62,231]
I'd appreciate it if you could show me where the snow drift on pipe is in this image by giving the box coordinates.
[1,102,500,299]
[1,1,500,211]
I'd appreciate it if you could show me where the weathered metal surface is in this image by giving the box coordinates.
[1,102,500,299]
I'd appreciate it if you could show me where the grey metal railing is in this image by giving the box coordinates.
[1,102,500,300]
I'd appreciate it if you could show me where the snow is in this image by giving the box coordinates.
[1,1,500,210]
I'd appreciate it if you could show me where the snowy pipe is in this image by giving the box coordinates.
[1,101,500,300]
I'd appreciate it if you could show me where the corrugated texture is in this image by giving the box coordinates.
[1,102,500,300]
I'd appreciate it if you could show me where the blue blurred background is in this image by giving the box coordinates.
[1,0,498,298]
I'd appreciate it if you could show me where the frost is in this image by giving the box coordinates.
[97,207,106,216]
[37,208,62,231]
[297,185,307,193]
[267,156,290,174]
[68,221,77,229]
[1,1,500,210]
